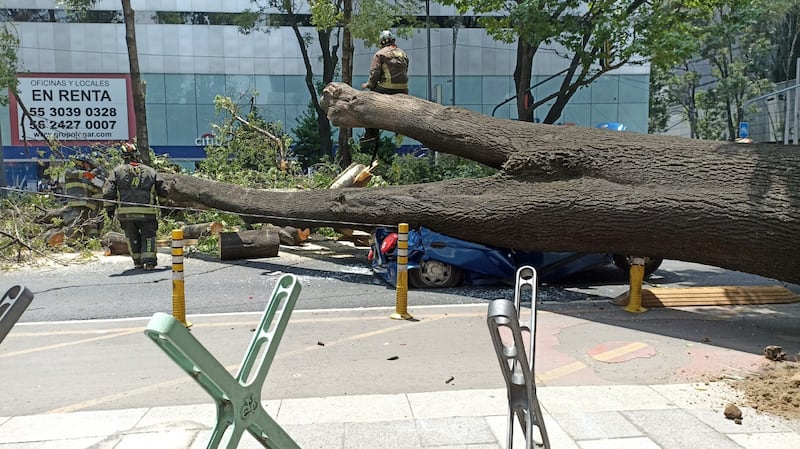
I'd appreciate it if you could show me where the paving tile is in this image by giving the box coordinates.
[541,414,582,449]
[623,409,744,449]
[408,389,507,419]
[484,415,525,449]
[344,420,422,449]
[727,431,800,449]
[485,413,580,449]
[0,409,148,443]
[577,436,662,449]
[114,430,197,449]
[189,428,305,449]
[0,418,7,427]
[416,417,496,447]
[538,385,675,414]
[688,408,793,434]
[188,429,212,449]
[135,403,215,429]
[0,443,41,449]
[284,422,344,449]
[650,382,745,410]
[41,437,116,449]
[484,414,543,449]
[551,411,643,440]
[430,445,500,449]
[277,394,412,424]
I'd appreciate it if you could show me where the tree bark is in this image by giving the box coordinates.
[121,0,150,165]
[181,222,223,239]
[218,230,280,260]
[101,231,129,255]
[161,83,800,284]
[336,0,354,167]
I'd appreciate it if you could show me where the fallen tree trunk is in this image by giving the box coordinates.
[218,229,280,260]
[160,83,800,284]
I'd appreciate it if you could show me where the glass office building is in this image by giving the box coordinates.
[2,0,650,188]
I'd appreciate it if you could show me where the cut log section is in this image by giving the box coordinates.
[181,222,224,239]
[101,231,129,255]
[42,229,65,247]
[218,229,280,260]
[329,161,377,189]
[330,162,377,239]
[265,224,310,246]
[612,286,800,307]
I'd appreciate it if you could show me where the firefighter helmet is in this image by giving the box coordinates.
[72,153,97,168]
[120,142,140,162]
[379,30,395,47]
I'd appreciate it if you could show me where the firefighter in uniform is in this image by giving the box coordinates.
[103,143,167,270]
[63,154,107,238]
[361,30,409,146]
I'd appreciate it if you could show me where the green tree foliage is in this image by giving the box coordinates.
[0,24,20,195]
[756,0,800,83]
[0,26,19,107]
[292,103,330,169]
[240,1,338,164]
[649,0,782,140]
[382,152,496,186]
[197,96,297,188]
[440,0,668,124]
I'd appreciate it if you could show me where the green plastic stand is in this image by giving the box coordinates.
[145,274,302,449]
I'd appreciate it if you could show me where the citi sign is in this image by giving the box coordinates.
[195,133,222,146]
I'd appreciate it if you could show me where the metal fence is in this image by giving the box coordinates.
[742,80,800,144]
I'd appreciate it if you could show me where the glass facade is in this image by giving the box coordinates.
[2,1,651,188]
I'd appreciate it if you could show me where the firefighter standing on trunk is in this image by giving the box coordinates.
[63,153,107,239]
[103,143,167,270]
[361,30,409,147]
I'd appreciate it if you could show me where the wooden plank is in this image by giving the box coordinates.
[612,286,799,307]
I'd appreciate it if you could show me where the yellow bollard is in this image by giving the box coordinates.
[390,223,413,320]
[624,257,648,313]
[171,229,192,327]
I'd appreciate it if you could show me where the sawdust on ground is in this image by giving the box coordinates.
[731,360,800,420]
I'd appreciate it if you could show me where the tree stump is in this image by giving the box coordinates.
[218,229,280,260]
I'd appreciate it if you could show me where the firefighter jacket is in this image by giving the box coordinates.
[366,44,409,93]
[65,166,106,211]
[103,162,167,221]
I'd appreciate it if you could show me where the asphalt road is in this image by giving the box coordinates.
[2,237,799,416]
[1,236,798,323]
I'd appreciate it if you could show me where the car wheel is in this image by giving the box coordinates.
[408,260,464,288]
[612,255,664,278]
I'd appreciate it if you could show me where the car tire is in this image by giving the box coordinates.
[612,255,664,278]
[408,260,464,288]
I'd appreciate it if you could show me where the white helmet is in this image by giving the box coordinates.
[379,30,395,47]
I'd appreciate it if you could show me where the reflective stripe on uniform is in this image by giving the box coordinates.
[117,206,157,215]
[67,199,98,210]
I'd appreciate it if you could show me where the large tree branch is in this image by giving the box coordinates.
[161,83,799,284]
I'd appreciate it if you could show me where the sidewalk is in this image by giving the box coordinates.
[3,299,800,449]
[1,382,799,449]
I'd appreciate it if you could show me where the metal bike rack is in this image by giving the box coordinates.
[487,266,550,449]
[145,274,303,449]
[1,285,34,345]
